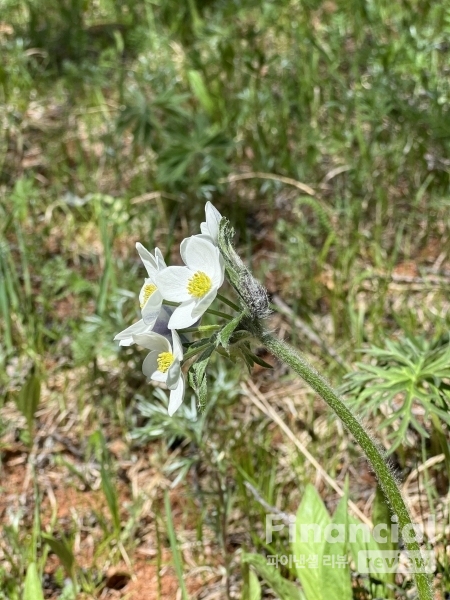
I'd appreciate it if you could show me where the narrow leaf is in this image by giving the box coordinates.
[41,533,75,575]
[101,464,121,534]
[292,484,330,600]
[23,563,44,600]
[321,493,352,600]
[187,70,215,114]
[164,490,189,600]
[249,569,262,600]
[218,312,244,349]
[17,371,41,435]
[242,553,304,600]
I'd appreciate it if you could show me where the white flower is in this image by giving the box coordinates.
[156,236,224,329]
[199,201,222,245]
[133,330,185,416]
[114,305,173,347]
[114,244,167,346]
[136,243,166,326]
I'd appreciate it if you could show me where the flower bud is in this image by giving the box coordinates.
[218,218,270,320]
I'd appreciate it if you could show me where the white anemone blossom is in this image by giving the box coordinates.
[133,330,185,416]
[199,201,222,245]
[114,243,166,346]
[156,236,224,330]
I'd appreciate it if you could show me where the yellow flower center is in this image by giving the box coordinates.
[157,351,175,373]
[140,283,157,308]
[187,271,212,298]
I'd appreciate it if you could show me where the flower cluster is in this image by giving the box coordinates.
[115,202,224,416]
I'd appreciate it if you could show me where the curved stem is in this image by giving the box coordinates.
[256,328,432,600]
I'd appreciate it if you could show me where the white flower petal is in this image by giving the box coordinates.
[141,290,162,325]
[209,252,225,289]
[140,311,158,329]
[205,201,222,243]
[196,233,215,245]
[136,242,158,275]
[200,223,209,236]
[191,287,217,320]
[151,370,167,383]
[142,350,160,380]
[155,247,166,269]
[171,330,184,361]
[155,267,192,302]
[168,375,185,416]
[180,237,189,265]
[132,331,171,353]
[166,358,181,390]
[114,319,149,346]
[167,299,197,329]
[183,236,220,275]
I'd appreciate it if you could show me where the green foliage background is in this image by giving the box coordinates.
[0,0,449,598]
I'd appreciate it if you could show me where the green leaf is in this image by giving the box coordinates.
[243,349,273,369]
[367,484,395,591]
[187,344,215,408]
[17,371,41,436]
[292,484,330,600]
[321,493,352,600]
[23,563,44,600]
[164,491,189,600]
[372,485,395,552]
[183,337,213,361]
[41,533,75,575]
[187,70,215,115]
[217,312,244,349]
[101,464,121,534]
[242,553,304,600]
[248,569,262,600]
[346,498,389,587]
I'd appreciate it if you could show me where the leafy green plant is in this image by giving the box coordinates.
[244,484,391,600]
[1,0,450,597]
[41,533,77,594]
[342,335,450,462]
[116,88,189,149]
[156,114,232,195]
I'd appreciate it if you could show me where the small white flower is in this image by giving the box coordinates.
[199,201,222,245]
[136,243,166,326]
[114,305,173,347]
[156,236,224,329]
[133,330,185,416]
[114,244,167,345]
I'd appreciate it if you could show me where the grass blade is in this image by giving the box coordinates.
[164,490,189,600]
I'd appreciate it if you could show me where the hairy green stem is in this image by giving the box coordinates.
[256,327,433,600]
